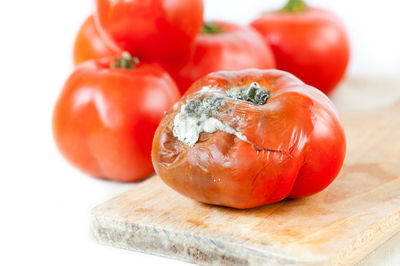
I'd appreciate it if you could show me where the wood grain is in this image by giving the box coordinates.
[91,98,400,265]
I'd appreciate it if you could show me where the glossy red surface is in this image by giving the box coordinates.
[53,56,180,182]
[251,8,350,95]
[73,15,119,66]
[163,21,276,94]
[152,69,346,208]
[94,0,204,61]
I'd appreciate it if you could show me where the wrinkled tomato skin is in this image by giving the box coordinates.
[94,0,204,61]
[53,57,180,182]
[251,8,350,95]
[152,69,346,209]
[73,15,119,66]
[163,21,276,94]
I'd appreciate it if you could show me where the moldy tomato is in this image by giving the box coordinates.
[94,0,204,61]
[73,15,119,66]
[152,69,346,209]
[251,0,350,95]
[163,21,276,94]
[53,53,180,182]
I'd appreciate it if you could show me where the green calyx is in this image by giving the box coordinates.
[280,0,307,13]
[111,52,139,70]
[201,22,222,34]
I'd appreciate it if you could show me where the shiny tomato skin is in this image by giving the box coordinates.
[251,8,350,95]
[152,69,346,209]
[163,21,276,94]
[73,15,119,66]
[94,0,204,61]
[53,57,180,182]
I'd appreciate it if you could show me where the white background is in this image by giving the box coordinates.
[0,0,399,265]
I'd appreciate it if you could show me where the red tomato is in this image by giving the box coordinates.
[94,0,204,61]
[152,69,346,209]
[73,15,119,66]
[251,1,350,95]
[53,53,180,182]
[163,21,276,94]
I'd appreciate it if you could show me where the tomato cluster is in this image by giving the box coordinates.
[73,0,350,95]
[53,0,348,202]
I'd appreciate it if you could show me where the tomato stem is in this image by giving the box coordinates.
[201,22,222,34]
[227,82,271,105]
[281,0,307,13]
[111,52,139,70]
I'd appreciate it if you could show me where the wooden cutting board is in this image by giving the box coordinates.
[91,99,400,265]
